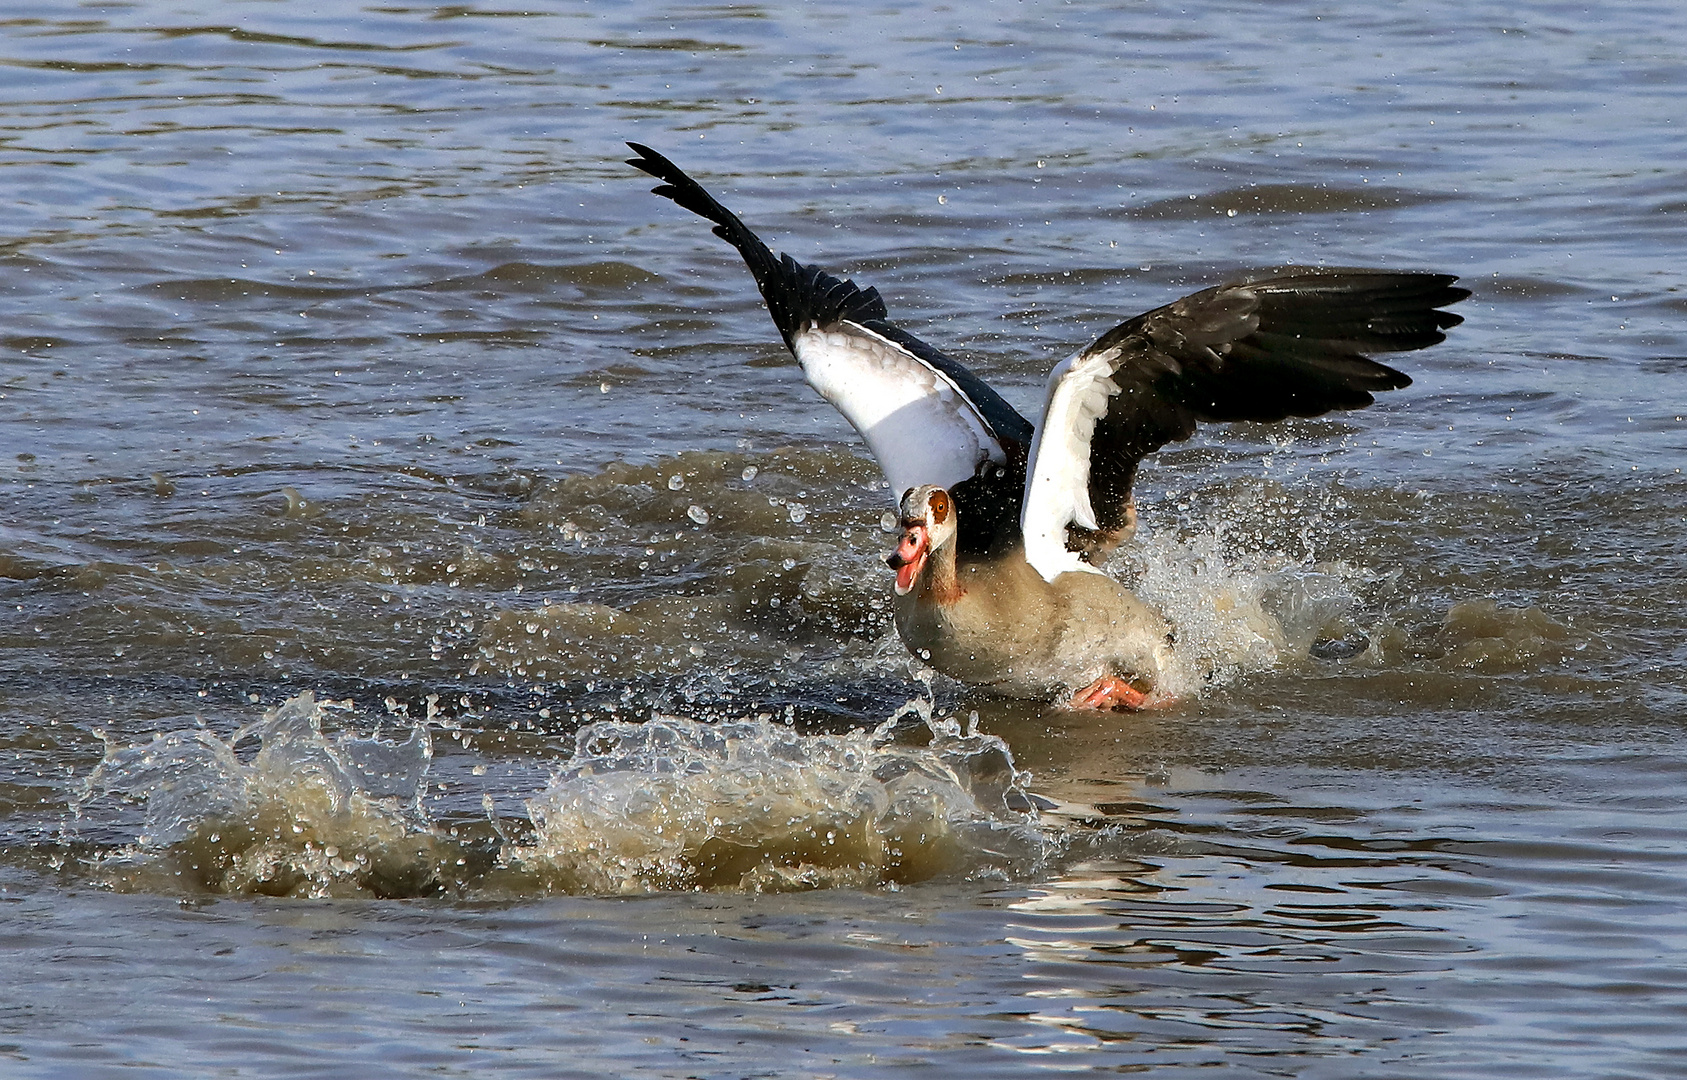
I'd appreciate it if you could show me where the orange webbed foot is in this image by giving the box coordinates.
[1067,675,1151,712]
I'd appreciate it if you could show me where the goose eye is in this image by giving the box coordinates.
[928,490,951,525]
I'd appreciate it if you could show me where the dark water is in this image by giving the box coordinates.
[3,1,1686,1076]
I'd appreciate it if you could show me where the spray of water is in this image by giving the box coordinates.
[76,690,1048,898]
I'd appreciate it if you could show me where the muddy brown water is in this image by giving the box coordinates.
[2,2,1685,1076]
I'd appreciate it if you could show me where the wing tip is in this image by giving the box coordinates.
[625,141,672,181]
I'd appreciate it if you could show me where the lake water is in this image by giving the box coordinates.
[3,1,1686,1076]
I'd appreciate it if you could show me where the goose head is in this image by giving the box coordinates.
[885,484,959,596]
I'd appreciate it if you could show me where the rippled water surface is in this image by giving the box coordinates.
[3,1,1686,1076]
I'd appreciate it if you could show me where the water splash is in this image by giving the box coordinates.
[1118,482,1371,698]
[77,692,447,898]
[75,691,1048,898]
[505,705,1047,894]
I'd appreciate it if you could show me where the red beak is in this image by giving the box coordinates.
[885,525,929,596]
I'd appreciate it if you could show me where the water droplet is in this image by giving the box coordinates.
[880,511,898,533]
[687,504,710,525]
[740,465,759,482]
[667,474,685,491]
[787,502,807,524]
[781,558,797,571]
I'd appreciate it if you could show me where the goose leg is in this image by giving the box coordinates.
[1067,675,1150,712]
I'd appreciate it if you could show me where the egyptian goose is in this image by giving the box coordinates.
[627,144,1467,710]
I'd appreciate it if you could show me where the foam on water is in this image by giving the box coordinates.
[75,692,1048,898]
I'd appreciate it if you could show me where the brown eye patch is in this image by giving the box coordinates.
[928,489,951,525]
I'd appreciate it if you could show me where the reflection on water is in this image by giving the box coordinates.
[2,0,1686,1075]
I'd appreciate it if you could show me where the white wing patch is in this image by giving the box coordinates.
[793,322,1003,501]
[1021,348,1120,583]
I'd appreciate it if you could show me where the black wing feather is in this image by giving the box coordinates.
[627,142,889,344]
[1075,269,1468,554]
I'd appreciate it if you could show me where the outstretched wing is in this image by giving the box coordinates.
[1021,269,1469,581]
[627,143,1033,552]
